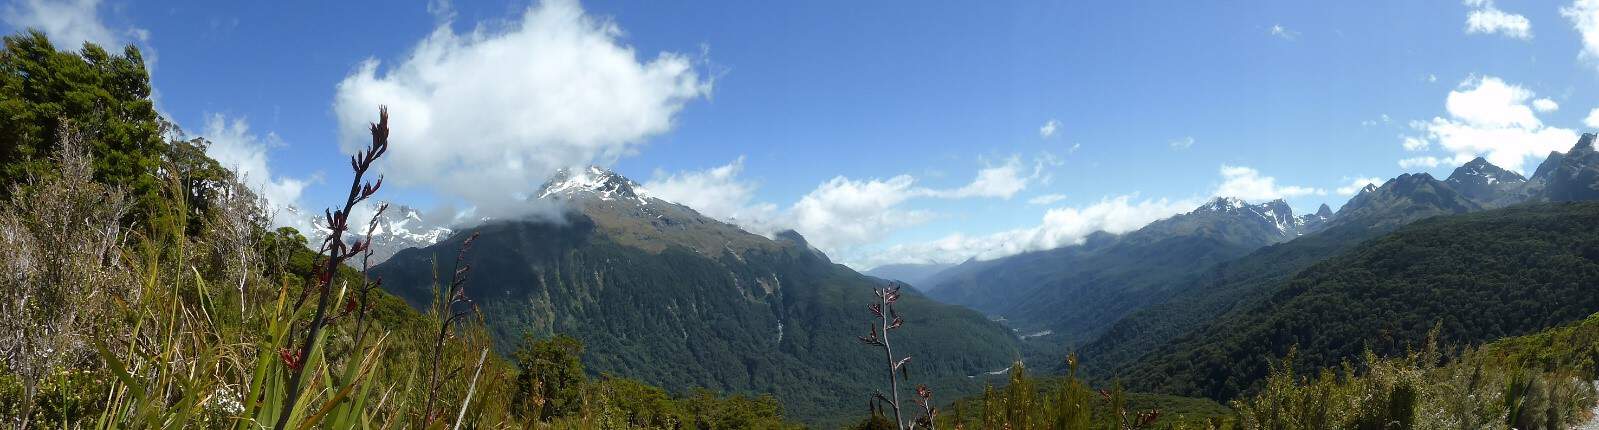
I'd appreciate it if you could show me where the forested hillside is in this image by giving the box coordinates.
[1120,201,1599,401]
[372,172,1021,426]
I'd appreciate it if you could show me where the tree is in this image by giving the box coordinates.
[0,30,164,221]
[513,333,587,421]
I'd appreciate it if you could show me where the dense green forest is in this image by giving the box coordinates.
[373,214,1019,426]
[1119,201,1599,401]
[1078,171,1504,380]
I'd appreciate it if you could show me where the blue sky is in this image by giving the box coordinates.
[5,0,1598,268]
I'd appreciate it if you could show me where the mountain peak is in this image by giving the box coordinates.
[1575,132,1596,154]
[538,166,649,205]
[1315,203,1333,218]
[1447,157,1525,186]
[1532,151,1567,181]
[1199,196,1249,212]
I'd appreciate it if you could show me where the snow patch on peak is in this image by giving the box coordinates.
[539,166,651,205]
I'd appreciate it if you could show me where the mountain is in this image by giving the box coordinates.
[370,166,1018,426]
[925,197,1321,349]
[1115,201,1599,401]
[1444,157,1528,208]
[287,202,454,265]
[1532,132,1599,202]
[861,262,956,289]
[1079,136,1599,380]
[1077,133,1599,398]
[1328,172,1480,230]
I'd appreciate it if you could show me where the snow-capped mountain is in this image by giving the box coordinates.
[289,202,454,266]
[1182,197,1325,239]
[538,166,653,206]
[537,166,778,257]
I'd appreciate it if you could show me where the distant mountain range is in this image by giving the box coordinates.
[861,262,956,289]
[1071,133,1599,398]
[920,133,1599,389]
[286,202,454,265]
[368,166,1018,426]
[920,195,1333,349]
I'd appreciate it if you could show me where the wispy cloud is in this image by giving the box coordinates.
[1169,136,1195,150]
[198,114,314,228]
[1269,24,1299,40]
[1564,0,1599,68]
[1027,194,1067,205]
[1039,119,1060,138]
[1214,165,1325,201]
[1464,0,1531,40]
[1336,177,1385,195]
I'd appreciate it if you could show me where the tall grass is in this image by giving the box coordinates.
[1232,329,1597,430]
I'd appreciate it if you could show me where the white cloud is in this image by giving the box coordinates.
[1586,107,1599,127]
[929,156,1038,199]
[787,174,932,254]
[331,0,712,218]
[1170,136,1195,150]
[1027,193,1067,205]
[1465,0,1532,40]
[200,114,311,223]
[1429,74,1439,83]
[1533,98,1560,112]
[642,154,1062,266]
[1336,177,1385,195]
[1214,165,1325,201]
[1402,135,1432,151]
[1,0,121,49]
[1270,24,1299,40]
[641,157,778,229]
[1399,156,1446,169]
[1563,0,1599,66]
[1039,119,1060,138]
[1409,76,1579,173]
[858,195,1199,267]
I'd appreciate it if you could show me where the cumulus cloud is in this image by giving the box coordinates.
[1039,119,1060,138]
[331,0,712,218]
[928,156,1042,199]
[1214,165,1325,201]
[641,157,778,229]
[1533,98,1560,112]
[785,175,934,254]
[858,195,1199,267]
[2,0,124,49]
[1336,177,1385,195]
[200,114,312,223]
[1407,76,1579,173]
[1027,193,1067,205]
[642,155,1062,265]
[1586,107,1599,127]
[1563,0,1599,65]
[1465,0,1532,39]
[1169,136,1195,150]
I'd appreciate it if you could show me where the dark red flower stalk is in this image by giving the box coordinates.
[422,231,481,425]
[273,107,391,430]
[858,283,937,430]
